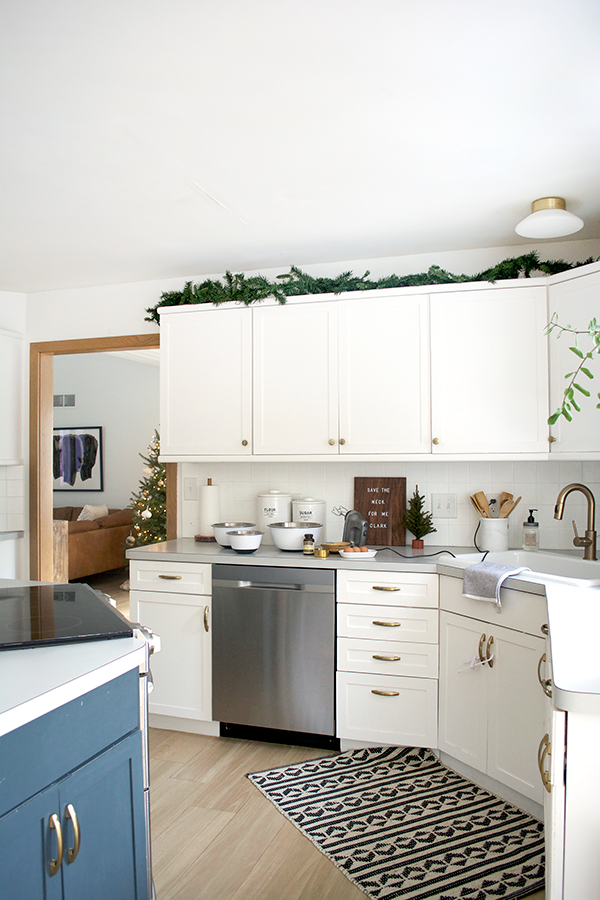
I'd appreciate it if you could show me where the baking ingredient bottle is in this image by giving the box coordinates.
[303,533,315,556]
[522,510,539,550]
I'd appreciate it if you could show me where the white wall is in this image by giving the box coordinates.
[53,353,159,510]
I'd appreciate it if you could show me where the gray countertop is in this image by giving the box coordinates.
[0,530,24,542]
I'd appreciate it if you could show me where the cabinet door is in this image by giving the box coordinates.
[548,268,600,452]
[133,590,211,721]
[338,294,430,453]
[430,287,549,453]
[253,302,339,454]
[486,625,546,803]
[60,731,148,900]
[438,611,488,770]
[160,306,252,456]
[0,784,63,900]
[0,329,24,464]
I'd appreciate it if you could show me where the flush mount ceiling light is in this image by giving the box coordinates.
[515,197,584,239]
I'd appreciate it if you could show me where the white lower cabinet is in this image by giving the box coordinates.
[336,570,439,749]
[129,560,212,723]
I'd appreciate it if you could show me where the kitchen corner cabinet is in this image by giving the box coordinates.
[0,671,147,900]
[336,569,439,748]
[430,286,549,453]
[129,560,212,722]
[160,305,252,456]
[438,575,547,804]
[548,266,600,453]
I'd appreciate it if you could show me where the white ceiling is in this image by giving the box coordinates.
[2,0,600,294]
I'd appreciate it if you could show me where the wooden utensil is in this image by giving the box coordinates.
[499,491,513,510]
[473,491,492,518]
[499,496,522,518]
[470,496,485,516]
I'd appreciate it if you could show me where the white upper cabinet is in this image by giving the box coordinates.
[253,301,339,455]
[338,294,431,453]
[160,306,252,456]
[430,286,549,454]
[548,265,600,453]
[0,329,24,465]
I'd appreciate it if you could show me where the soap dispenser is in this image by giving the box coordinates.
[522,509,540,550]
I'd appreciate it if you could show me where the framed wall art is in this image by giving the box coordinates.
[53,426,104,492]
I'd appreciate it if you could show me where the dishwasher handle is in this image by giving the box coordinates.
[213,579,333,593]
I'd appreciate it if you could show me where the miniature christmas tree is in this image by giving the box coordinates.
[127,430,167,547]
[402,485,436,544]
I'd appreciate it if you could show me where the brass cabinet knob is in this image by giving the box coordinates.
[328,439,335,446]
[339,438,346,445]
[548,436,557,443]
[241,439,248,446]
[432,437,440,445]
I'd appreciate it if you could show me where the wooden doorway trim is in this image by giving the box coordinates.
[29,333,175,581]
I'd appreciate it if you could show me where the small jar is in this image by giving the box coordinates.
[303,533,315,556]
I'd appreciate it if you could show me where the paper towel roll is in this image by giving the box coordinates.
[199,479,220,536]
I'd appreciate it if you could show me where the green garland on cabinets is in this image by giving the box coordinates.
[144,251,598,325]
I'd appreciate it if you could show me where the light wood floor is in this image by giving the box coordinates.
[90,569,545,900]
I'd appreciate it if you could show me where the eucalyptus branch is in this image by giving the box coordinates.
[546,314,600,423]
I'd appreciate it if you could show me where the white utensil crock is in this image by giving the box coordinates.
[478,517,509,552]
[256,490,292,544]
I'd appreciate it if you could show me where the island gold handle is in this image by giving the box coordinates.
[66,804,80,864]
[371,689,400,697]
[49,814,64,876]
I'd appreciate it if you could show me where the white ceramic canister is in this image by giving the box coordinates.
[478,517,509,552]
[256,490,292,544]
[292,497,326,542]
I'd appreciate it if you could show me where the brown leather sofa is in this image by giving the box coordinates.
[52,506,133,581]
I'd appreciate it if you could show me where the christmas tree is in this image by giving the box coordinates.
[402,485,436,541]
[127,430,167,547]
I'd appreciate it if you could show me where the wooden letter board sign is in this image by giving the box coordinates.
[354,477,406,546]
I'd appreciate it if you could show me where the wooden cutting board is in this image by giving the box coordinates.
[354,477,407,546]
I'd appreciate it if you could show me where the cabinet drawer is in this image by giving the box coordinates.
[337,603,438,643]
[337,637,438,678]
[440,574,547,636]
[129,559,211,595]
[337,569,438,607]
[336,672,438,748]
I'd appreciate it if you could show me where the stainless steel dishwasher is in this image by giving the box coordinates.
[212,565,335,739]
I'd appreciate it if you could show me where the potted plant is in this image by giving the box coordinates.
[402,485,436,549]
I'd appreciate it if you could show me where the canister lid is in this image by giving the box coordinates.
[257,489,291,498]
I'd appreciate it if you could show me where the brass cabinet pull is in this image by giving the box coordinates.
[371,689,400,697]
[373,654,401,661]
[541,624,549,636]
[158,574,182,580]
[204,606,210,632]
[49,813,64,876]
[372,620,401,627]
[538,733,552,793]
[478,633,486,663]
[328,439,335,445]
[339,438,346,445]
[548,436,557,443]
[432,437,440,445]
[537,653,553,697]
[66,803,80,864]
[372,585,400,592]
[485,635,494,667]
[241,439,248,446]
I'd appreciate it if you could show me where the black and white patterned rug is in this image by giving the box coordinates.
[247,746,545,900]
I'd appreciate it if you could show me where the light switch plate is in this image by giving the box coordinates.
[432,493,457,518]
[183,477,199,500]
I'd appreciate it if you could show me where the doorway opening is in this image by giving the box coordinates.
[29,334,175,582]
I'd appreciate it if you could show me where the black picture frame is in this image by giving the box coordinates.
[53,426,104,492]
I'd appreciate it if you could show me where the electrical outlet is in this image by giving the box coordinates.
[432,493,457,518]
[183,477,198,500]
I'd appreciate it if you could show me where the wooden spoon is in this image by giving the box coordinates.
[499,496,522,518]
[470,495,485,516]
[499,491,513,509]
[473,491,492,518]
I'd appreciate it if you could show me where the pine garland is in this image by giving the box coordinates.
[144,252,598,324]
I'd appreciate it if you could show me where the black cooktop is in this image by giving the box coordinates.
[0,583,133,650]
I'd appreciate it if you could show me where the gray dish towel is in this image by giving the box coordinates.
[462,561,531,608]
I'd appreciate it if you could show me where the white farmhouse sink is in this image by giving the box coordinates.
[449,550,600,588]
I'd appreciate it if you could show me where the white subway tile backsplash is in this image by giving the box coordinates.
[181,459,600,550]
